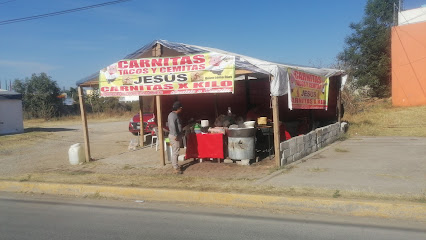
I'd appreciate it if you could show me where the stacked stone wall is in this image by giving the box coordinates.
[279,122,342,166]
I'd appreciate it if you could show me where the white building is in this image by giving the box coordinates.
[398,5,426,25]
[119,96,139,102]
[0,90,24,135]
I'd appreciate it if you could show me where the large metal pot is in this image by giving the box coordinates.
[226,128,257,137]
[228,137,255,160]
[227,128,256,160]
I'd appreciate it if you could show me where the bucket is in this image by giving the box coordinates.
[68,143,86,165]
[201,120,209,127]
[164,138,172,162]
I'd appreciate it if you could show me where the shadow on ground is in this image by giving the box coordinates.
[25,127,77,133]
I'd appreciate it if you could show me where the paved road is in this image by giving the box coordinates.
[260,136,426,195]
[1,193,425,240]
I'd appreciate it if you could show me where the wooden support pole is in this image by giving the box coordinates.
[156,95,165,166]
[78,86,91,162]
[337,78,342,124]
[272,95,281,167]
[139,96,144,146]
[153,43,166,166]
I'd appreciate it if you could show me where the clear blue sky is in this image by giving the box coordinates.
[0,0,425,90]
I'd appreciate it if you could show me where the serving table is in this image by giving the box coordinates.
[185,133,225,162]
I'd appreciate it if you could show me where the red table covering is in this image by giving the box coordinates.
[185,133,224,159]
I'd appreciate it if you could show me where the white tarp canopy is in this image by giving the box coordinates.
[77,39,345,97]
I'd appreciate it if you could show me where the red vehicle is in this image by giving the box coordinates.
[128,113,156,135]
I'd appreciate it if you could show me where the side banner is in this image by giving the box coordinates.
[99,53,235,96]
[288,68,329,110]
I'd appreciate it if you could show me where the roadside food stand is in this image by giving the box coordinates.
[77,40,346,167]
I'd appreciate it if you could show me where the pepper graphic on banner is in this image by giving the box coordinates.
[288,68,329,110]
[99,52,235,97]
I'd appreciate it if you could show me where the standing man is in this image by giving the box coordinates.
[168,101,183,174]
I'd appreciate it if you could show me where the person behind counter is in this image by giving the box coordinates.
[168,101,183,174]
[246,104,259,121]
[280,121,292,141]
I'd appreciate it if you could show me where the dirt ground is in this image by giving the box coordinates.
[2,119,425,202]
[0,120,277,186]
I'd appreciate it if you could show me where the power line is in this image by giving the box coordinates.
[0,0,131,26]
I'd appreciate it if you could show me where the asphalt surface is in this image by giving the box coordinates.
[259,136,426,195]
[1,193,425,240]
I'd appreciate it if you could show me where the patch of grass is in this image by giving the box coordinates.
[312,154,325,159]
[3,172,425,203]
[343,100,426,137]
[335,147,349,153]
[415,194,426,203]
[234,178,256,181]
[19,174,32,182]
[308,167,328,173]
[23,113,133,128]
[268,164,294,174]
[97,176,111,181]
[333,190,341,198]
[337,133,349,141]
[376,173,410,180]
[279,164,296,174]
[0,132,49,151]
[122,165,135,170]
[87,191,106,199]
[268,166,282,174]
[62,170,93,176]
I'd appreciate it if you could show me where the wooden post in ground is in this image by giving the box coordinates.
[272,95,281,167]
[156,95,165,166]
[337,78,342,124]
[139,96,144,146]
[78,86,91,162]
[153,43,166,166]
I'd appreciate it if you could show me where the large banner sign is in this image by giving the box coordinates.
[99,53,235,96]
[288,68,329,110]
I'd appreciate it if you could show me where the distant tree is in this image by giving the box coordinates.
[64,87,79,103]
[83,88,131,114]
[13,73,62,119]
[337,0,397,97]
[85,88,104,113]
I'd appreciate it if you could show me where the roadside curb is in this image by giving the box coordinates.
[1,180,425,221]
[255,140,344,185]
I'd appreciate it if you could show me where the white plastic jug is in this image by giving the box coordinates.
[68,143,86,165]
